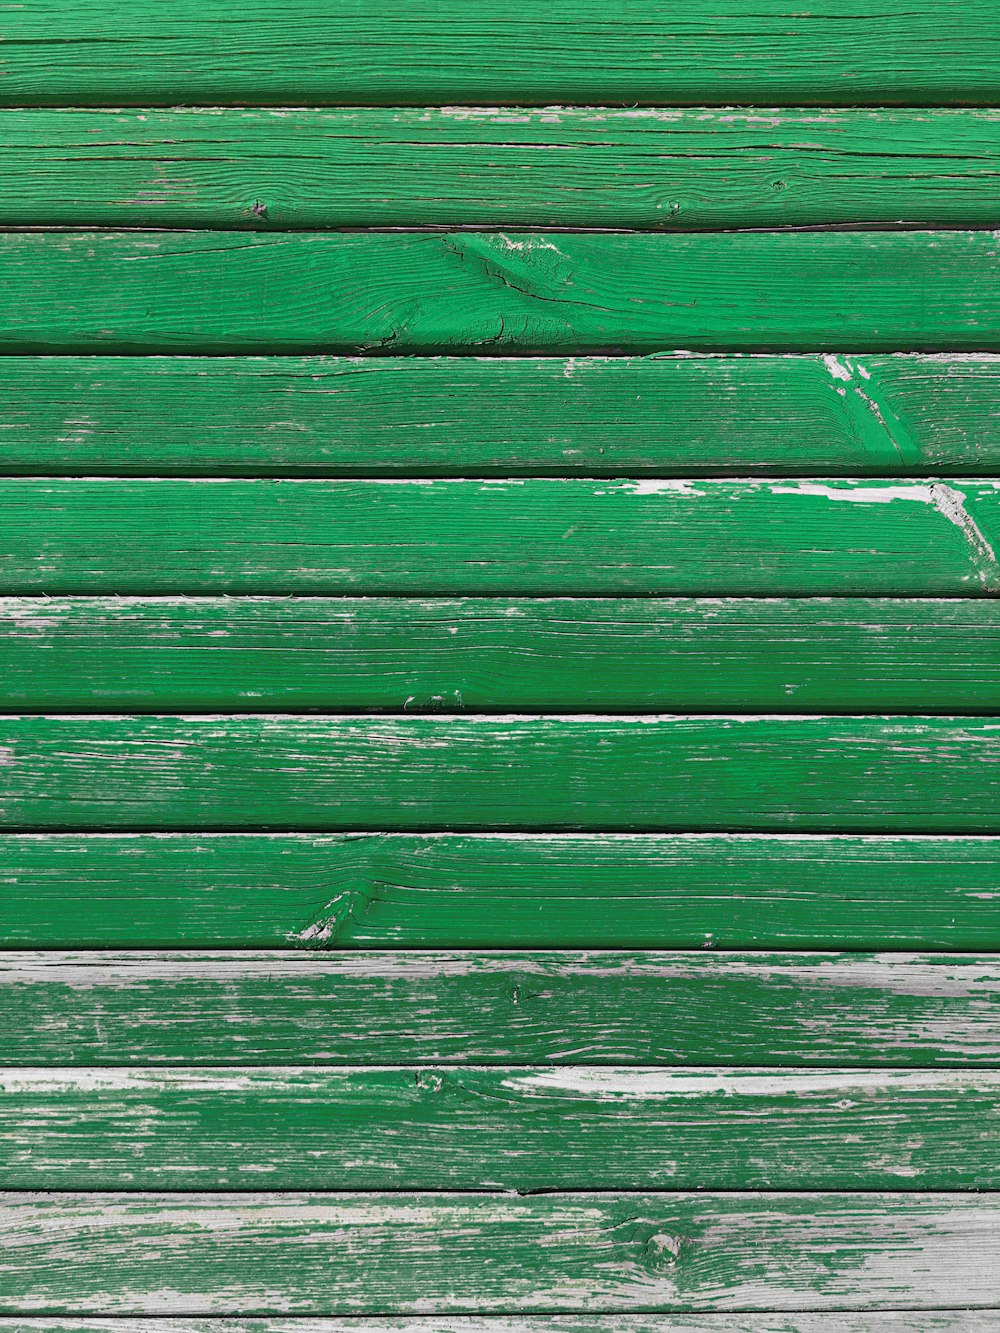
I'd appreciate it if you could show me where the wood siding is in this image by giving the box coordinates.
[2,1,998,1321]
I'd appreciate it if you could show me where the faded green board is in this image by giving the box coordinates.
[3,951,996,1066]
[1,835,997,950]
[5,597,1000,713]
[0,1,996,106]
[0,1319,993,1333]
[0,1192,994,1312]
[4,355,999,478]
[0,1066,994,1191]
[4,231,1000,353]
[7,108,1000,230]
[4,717,1000,832]
[4,479,1000,595]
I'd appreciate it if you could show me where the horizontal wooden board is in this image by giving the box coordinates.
[3,950,997,1066]
[6,597,1000,713]
[10,108,1000,231]
[5,231,1000,354]
[2,1320,994,1333]
[1,1,996,106]
[3,717,1000,832]
[0,1065,994,1191]
[6,354,1000,478]
[3,834,999,950]
[0,1191,995,1312]
[6,479,1000,596]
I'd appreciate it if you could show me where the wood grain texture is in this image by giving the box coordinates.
[0,1191,996,1313]
[6,597,1000,713]
[0,1319,994,1333]
[3,716,1000,833]
[0,1065,994,1191]
[6,354,1000,478]
[1,1,996,107]
[4,231,1000,354]
[4,834,999,949]
[8,107,1000,230]
[7,478,1000,596]
[3,950,996,1067]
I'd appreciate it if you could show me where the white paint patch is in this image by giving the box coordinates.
[627,479,704,496]
[768,482,934,505]
[823,354,853,382]
[927,482,998,585]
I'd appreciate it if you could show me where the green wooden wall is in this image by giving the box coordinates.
[1,1,999,1325]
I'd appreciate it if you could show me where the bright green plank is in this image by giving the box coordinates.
[7,108,1000,230]
[3,717,1000,832]
[0,1066,993,1191]
[0,1192,993,1313]
[4,231,1000,353]
[4,479,1000,595]
[5,597,1000,713]
[0,835,998,949]
[0,1,997,106]
[4,354,1000,477]
[4,950,996,1065]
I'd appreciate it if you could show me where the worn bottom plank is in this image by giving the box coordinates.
[0,1066,994,1190]
[0,1320,994,1332]
[3,834,999,949]
[2,951,996,1067]
[0,1192,995,1313]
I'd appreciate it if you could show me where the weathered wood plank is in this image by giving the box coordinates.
[5,231,1000,354]
[5,479,1000,595]
[0,1066,994,1191]
[3,717,1000,832]
[2,1320,994,1333]
[8,108,1000,231]
[1,1,996,107]
[0,1191,994,1312]
[3,835,998,950]
[5,354,1000,478]
[2,950,997,1067]
[6,597,1000,713]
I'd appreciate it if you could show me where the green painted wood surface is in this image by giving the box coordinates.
[1,835,998,949]
[3,717,1000,833]
[5,231,1000,354]
[8,108,1000,230]
[6,479,1000,595]
[0,1066,993,1191]
[0,1313,958,1330]
[1,1,996,107]
[5,597,1000,713]
[0,1191,994,1313]
[5,354,1000,478]
[3,951,996,1066]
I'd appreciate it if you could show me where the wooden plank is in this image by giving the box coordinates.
[4,479,1000,596]
[6,597,1000,713]
[5,354,1000,478]
[0,1191,994,1313]
[3,834,998,950]
[3,950,996,1066]
[9,1311,992,1328]
[8,108,1000,231]
[4,231,1000,354]
[1,1,996,107]
[4,716,1000,833]
[0,1065,994,1191]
